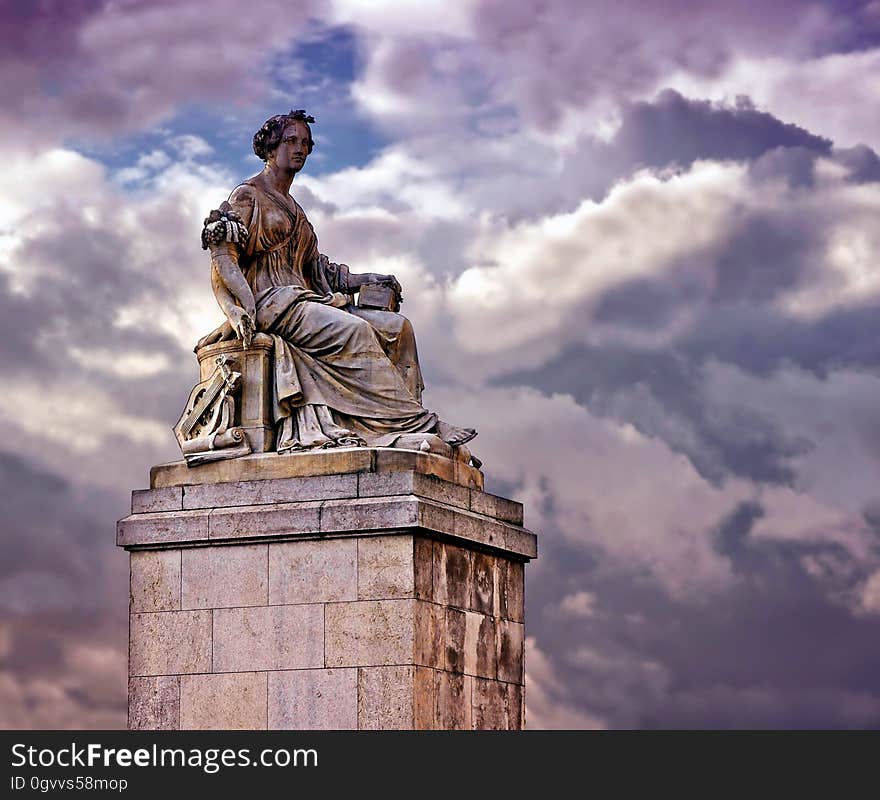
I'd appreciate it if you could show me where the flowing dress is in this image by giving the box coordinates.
[220,174,437,451]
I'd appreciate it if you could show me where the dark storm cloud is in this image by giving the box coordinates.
[834,143,880,183]
[490,90,849,221]
[0,449,124,608]
[498,344,813,487]
[0,272,42,369]
[710,206,828,305]
[0,449,129,728]
[528,505,880,728]
[615,90,831,171]
[495,108,880,489]
[4,0,880,732]
[681,303,880,378]
[0,266,193,433]
[470,0,879,137]
[0,183,205,427]
[0,0,318,144]
[0,609,127,727]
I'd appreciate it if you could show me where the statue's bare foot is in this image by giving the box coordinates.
[436,420,477,447]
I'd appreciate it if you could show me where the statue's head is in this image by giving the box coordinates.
[253,110,316,161]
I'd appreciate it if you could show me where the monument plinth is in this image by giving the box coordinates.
[117,109,537,730]
[117,449,536,730]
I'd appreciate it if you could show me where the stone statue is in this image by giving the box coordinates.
[175,110,478,466]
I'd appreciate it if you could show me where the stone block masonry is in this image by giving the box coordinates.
[118,448,536,730]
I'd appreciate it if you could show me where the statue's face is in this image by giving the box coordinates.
[271,120,311,173]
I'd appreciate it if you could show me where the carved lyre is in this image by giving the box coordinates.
[174,355,252,464]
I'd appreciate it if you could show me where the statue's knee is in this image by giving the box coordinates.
[350,314,373,332]
[380,311,411,337]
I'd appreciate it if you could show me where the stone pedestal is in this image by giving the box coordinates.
[117,449,537,730]
[194,334,276,454]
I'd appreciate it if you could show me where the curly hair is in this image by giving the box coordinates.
[252,110,316,161]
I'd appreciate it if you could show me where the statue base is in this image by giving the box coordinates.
[117,448,536,730]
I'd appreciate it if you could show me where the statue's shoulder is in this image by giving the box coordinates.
[228,178,261,204]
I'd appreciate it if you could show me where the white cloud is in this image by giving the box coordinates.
[330,0,476,37]
[68,347,171,378]
[525,637,607,729]
[302,150,472,221]
[858,570,880,615]
[448,162,744,354]
[430,384,744,597]
[3,380,169,453]
[559,590,597,617]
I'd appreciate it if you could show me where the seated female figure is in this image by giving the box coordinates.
[196,110,475,453]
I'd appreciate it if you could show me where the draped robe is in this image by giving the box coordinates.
[222,175,437,451]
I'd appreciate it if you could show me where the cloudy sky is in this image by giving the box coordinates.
[3,0,880,729]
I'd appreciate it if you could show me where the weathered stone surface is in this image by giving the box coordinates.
[151,447,487,491]
[120,490,536,562]
[416,501,458,539]
[181,544,267,609]
[444,608,466,674]
[497,619,525,684]
[453,459,484,491]
[413,536,433,600]
[465,611,497,679]
[130,611,211,676]
[437,671,472,730]
[357,470,417,498]
[129,676,179,730]
[320,496,418,533]
[494,559,508,619]
[503,560,525,623]
[504,527,537,560]
[152,449,375,489]
[403,499,529,556]
[414,600,443,669]
[213,604,324,672]
[124,453,532,730]
[373,450,455,485]
[506,682,524,730]
[359,471,470,510]
[268,669,357,730]
[269,539,356,604]
[469,490,523,526]
[325,599,413,667]
[180,672,267,730]
[472,678,508,730]
[130,550,180,613]
[208,501,321,540]
[469,551,495,615]
[117,509,209,548]
[183,474,357,510]
[449,507,509,550]
[433,542,471,609]
[358,535,414,599]
[413,666,436,729]
[358,666,414,729]
[132,487,182,514]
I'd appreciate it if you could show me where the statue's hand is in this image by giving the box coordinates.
[228,306,255,348]
[328,292,349,308]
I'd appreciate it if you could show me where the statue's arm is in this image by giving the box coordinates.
[208,245,256,347]
[329,263,402,304]
[210,244,256,319]
[201,199,256,346]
